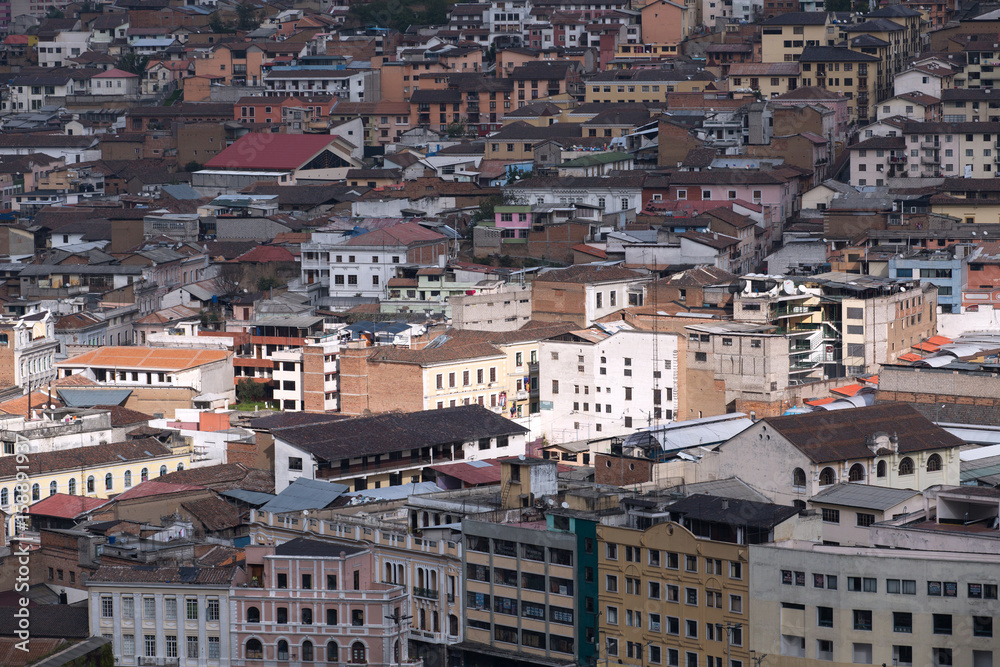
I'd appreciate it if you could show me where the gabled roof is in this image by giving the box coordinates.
[536,264,645,284]
[204,133,346,171]
[28,493,105,518]
[666,493,799,529]
[343,221,446,247]
[88,565,236,586]
[274,405,527,461]
[752,403,964,464]
[809,483,920,511]
[762,11,830,24]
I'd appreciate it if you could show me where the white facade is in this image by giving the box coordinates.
[271,348,304,411]
[90,72,140,96]
[36,32,89,68]
[581,276,651,326]
[539,328,679,444]
[302,231,414,299]
[88,579,234,667]
[264,70,375,102]
[893,68,948,98]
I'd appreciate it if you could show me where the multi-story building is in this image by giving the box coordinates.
[246,511,462,667]
[231,537,412,667]
[270,334,341,412]
[461,507,596,667]
[538,325,679,444]
[87,564,237,667]
[530,264,651,327]
[300,222,450,299]
[584,68,716,104]
[798,46,881,122]
[715,403,963,508]
[888,246,972,314]
[264,68,380,102]
[899,121,1000,179]
[451,283,534,331]
[0,309,58,390]
[760,12,837,64]
[271,405,528,491]
[941,88,1000,123]
[848,135,909,186]
[598,520,751,667]
[751,534,1000,667]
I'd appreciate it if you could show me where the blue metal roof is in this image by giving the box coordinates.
[220,489,277,506]
[259,477,349,514]
[56,388,133,407]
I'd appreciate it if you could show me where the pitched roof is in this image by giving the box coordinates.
[799,46,880,62]
[182,495,242,531]
[536,264,645,284]
[204,133,345,171]
[28,493,105,518]
[59,346,229,371]
[98,404,154,426]
[761,10,829,24]
[343,221,446,247]
[93,68,139,79]
[0,438,173,479]
[234,245,296,263]
[809,483,920,511]
[754,403,964,463]
[88,565,236,585]
[665,493,799,528]
[273,405,528,461]
[157,463,275,493]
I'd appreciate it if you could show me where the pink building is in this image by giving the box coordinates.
[233,537,413,667]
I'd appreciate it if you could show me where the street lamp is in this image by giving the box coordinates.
[749,649,767,667]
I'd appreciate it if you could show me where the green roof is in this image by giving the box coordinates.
[560,151,632,167]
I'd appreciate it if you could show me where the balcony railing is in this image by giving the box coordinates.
[413,587,439,599]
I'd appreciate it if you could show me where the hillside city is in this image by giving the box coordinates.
[0,0,1000,665]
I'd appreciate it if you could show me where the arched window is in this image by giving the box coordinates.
[86,475,95,493]
[927,454,942,472]
[68,478,76,495]
[160,465,167,477]
[49,481,57,496]
[433,611,439,633]
[449,614,459,636]
[277,640,289,661]
[31,483,39,501]
[302,641,314,662]
[177,463,184,471]
[124,471,132,488]
[140,468,148,483]
[246,639,263,660]
[818,467,836,486]
[302,608,313,625]
[793,499,807,510]
[899,457,914,475]
[385,562,392,583]
[877,460,887,478]
[420,608,427,630]
[1,488,8,506]
[105,473,114,490]
[848,463,865,482]
[351,642,366,664]
[792,468,806,487]
[247,606,260,623]
[326,641,339,663]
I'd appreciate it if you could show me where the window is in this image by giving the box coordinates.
[144,635,156,658]
[927,454,942,471]
[165,598,176,621]
[166,635,178,658]
[101,596,113,618]
[208,637,221,660]
[899,457,914,475]
[893,612,912,633]
[853,610,872,631]
[123,597,134,618]
[143,598,156,620]
[818,607,833,628]
[186,599,198,620]
[277,640,289,661]
[857,513,875,527]
[974,616,993,637]
[933,614,952,635]
[934,649,952,667]
[793,468,806,487]
[607,606,619,625]
[288,457,303,471]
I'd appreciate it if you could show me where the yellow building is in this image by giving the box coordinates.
[599,521,751,667]
[761,12,835,63]
[584,69,715,104]
[727,62,800,98]
[0,438,191,533]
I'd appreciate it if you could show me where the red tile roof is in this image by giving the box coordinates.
[830,384,862,397]
[572,243,608,259]
[204,133,345,171]
[804,397,835,406]
[28,493,105,518]
[93,67,139,79]
[234,245,296,263]
[927,335,953,345]
[913,341,940,352]
[344,221,446,247]
[898,352,923,362]
[108,480,205,503]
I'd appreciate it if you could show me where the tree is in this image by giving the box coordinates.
[236,2,262,31]
[256,276,281,292]
[237,378,267,404]
[446,120,467,138]
[45,7,64,18]
[213,263,244,298]
[184,160,202,172]
[209,12,235,33]
[116,53,149,77]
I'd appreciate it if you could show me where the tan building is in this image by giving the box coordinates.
[727,62,800,98]
[599,520,751,667]
[584,69,716,104]
[761,12,836,64]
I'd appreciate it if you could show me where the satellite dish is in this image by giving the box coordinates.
[798,285,809,294]
[783,279,796,295]
[768,287,780,297]
[743,281,752,294]
[561,502,570,509]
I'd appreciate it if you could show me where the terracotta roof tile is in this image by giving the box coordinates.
[88,565,237,585]
[28,493,105,518]
[59,346,230,371]
[0,438,172,479]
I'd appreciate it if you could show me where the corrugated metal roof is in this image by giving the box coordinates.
[56,387,133,407]
[220,489,277,505]
[809,483,920,511]
[625,413,753,453]
[259,477,349,513]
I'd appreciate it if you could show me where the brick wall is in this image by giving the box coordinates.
[595,453,652,486]
[302,344,326,413]
[227,439,258,468]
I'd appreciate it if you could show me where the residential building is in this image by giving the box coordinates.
[715,403,963,508]
[538,325,679,443]
[900,121,1000,179]
[461,506,596,667]
[509,174,647,216]
[797,46,881,122]
[598,520,751,667]
[760,12,836,64]
[57,347,235,417]
[451,283,534,331]
[264,68,379,102]
[530,265,651,327]
[0,309,58,390]
[87,564,237,667]
[807,483,921,546]
[231,538,412,667]
[751,537,1000,667]
[584,69,717,104]
[848,136,909,186]
[888,246,971,314]
[271,405,528,491]
[301,222,450,299]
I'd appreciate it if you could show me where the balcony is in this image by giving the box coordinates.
[888,155,907,164]
[138,660,179,666]
[413,586,439,599]
[921,152,940,164]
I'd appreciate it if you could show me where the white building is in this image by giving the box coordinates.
[36,31,89,68]
[87,564,236,667]
[264,69,378,102]
[538,325,679,444]
[89,68,140,96]
[270,335,340,412]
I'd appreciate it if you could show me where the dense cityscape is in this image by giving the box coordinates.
[0,0,998,665]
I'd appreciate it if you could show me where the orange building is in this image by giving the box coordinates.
[193,43,266,86]
[235,95,337,124]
